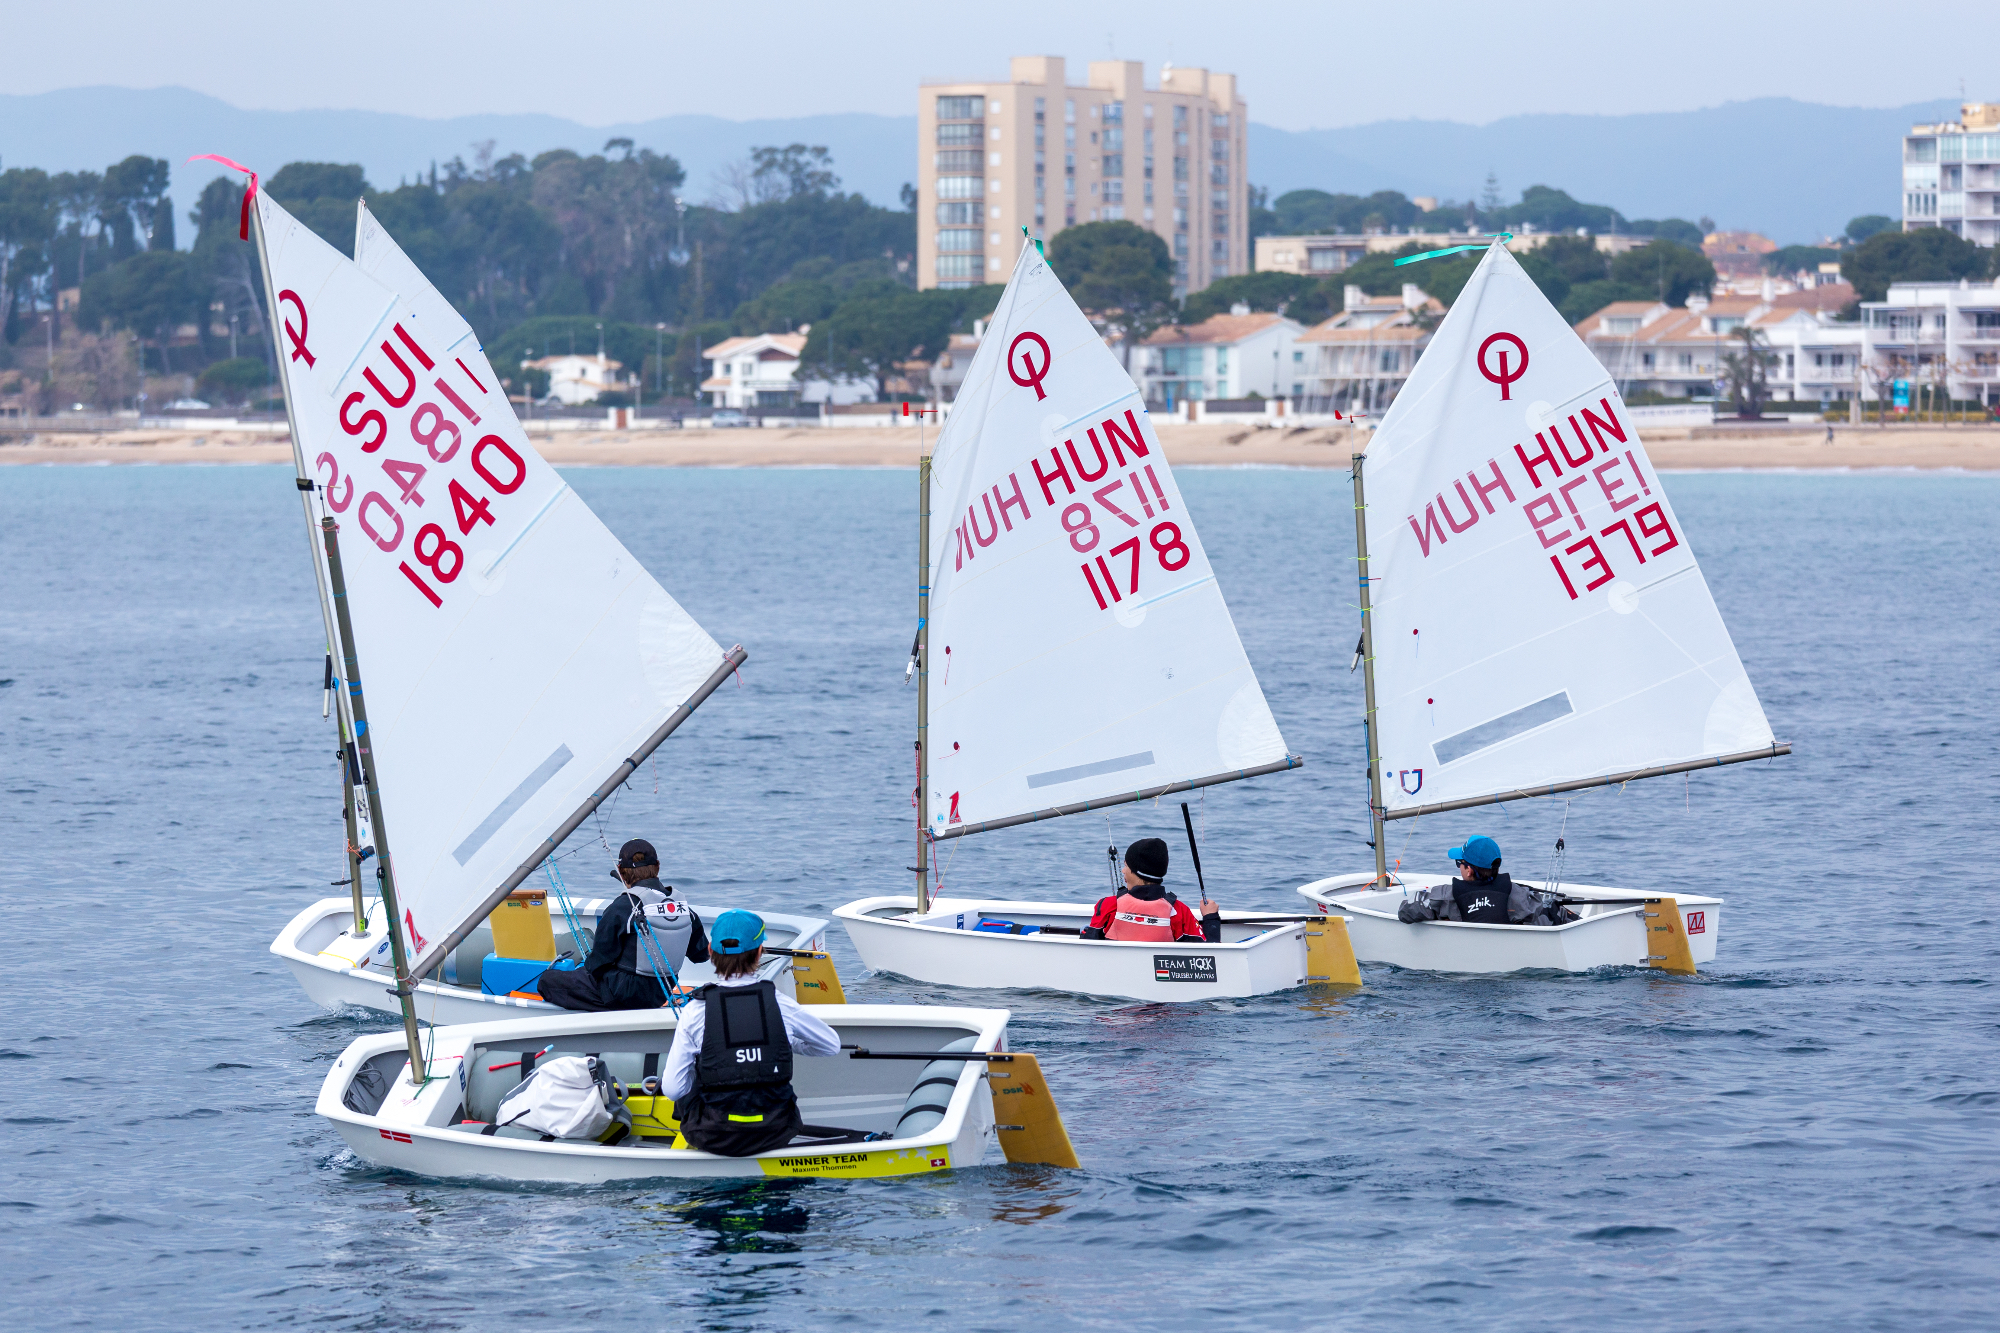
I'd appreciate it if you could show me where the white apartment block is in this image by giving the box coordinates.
[700,333,874,409]
[917,56,1247,298]
[1576,292,1865,404]
[1859,279,2000,404]
[1136,308,1302,408]
[1903,102,2000,246]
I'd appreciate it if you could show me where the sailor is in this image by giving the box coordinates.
[1080,838,1221,943]
[536,838,710,1011]
[662,909,842,1156]
[1396,836,1565,925]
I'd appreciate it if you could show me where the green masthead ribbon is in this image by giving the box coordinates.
[1393,233,1515,267]
[1021,225,1046,260]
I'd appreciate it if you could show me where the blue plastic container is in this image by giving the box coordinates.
[481,954,576,996]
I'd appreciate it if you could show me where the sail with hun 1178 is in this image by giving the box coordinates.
[922,241,1295,839]
[257,189,726,977]
[1363,242,1776,818]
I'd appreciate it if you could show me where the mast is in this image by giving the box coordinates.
[339,712,367,931]
[246,193,365,925]
[320,516,428,1085]
[1352,449,1388,886]
[915,448,933,912]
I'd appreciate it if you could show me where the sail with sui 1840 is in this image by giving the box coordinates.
[922,242,1294,839]
[1362,243,1776,818]
[258,192,726,976]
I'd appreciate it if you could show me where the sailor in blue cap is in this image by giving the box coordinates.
[1396,836,1567,926]
[661,909,842,1156]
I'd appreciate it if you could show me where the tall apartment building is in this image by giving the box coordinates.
[917,56,1247,297]
[1903,102,2000,246]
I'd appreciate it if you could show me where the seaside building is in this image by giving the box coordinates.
[1574,288,1865,405]
[700,332,875,409]
[1702,231,1777,283]
[916,56,1247,298]
[1902,102,2000,246]
[1292,284,1443,415]
[1857,278,2000,406]
[525,353,628,406]
[1254,231,1646,276]
[1136,307,1302,409]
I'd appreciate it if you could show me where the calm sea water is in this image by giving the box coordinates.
[2,463,1995,1331]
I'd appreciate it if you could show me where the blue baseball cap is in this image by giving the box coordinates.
[1449,836,1502,869]
[711,909,766,955]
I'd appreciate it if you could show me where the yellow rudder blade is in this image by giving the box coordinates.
[791,952,846,1004]
[1644,896,1696,975]
[988,1053,1079,1169]
[1305,915,1362,987]
[489,889,556,961]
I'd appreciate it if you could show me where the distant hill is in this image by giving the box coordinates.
[1,87,1951,245]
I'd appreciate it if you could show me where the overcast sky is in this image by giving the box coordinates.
[8,0,1992,129]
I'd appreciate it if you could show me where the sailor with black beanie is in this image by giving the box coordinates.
[537,838,711,1011]
[1080,837,1222,943]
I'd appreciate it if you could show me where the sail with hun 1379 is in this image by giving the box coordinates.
[1362,242,1779,819]
[257,189,728,978]
[922,241,1297,840]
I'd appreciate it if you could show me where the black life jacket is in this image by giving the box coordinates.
[681,980,800,1157]
[1452,873,1515,924]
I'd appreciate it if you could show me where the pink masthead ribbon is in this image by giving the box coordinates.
[186,155,259,240]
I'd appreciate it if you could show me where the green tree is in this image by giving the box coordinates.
[1045,220,1174,355]
[1841,226,1984,301]
[1518,234,1610,309]
[99,155,171,257]
[78,249,205,371]
[1490,185,1624,235]
[1608,240,1716,306]
[1845,214,1895,244]
[1765,244,1841,276]
[1720,325,1777,418]
[1181,270,1322,323]
[1627,218,1705,246]
[265,162,372,252]
[0,167,55,340]
[196,356,270,403]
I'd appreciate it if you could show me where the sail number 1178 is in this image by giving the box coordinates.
[1081,521,1190,610]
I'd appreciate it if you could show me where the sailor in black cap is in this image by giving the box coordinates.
[1079,837,1222,943]
[537,838,712,1011]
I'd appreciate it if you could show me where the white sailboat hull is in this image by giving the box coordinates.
[319,1005,1008,1182]
[834,895,1335,1002]
[274,897,829,1025]
[1295,874,1722,975]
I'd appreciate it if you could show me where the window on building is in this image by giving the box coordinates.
[1065,124,1076,147]
[936,123,981,146]
[936,228,980,252]
[1211,164,1229,186]
[989,99,1002,115]
[1907,138,1938,163]
[1104,127,1124,151]
[1641,352,1654,368]
[1035,96,1045,119]
[1212,138,1228,158]
[937,96,982,121]
[936,176,985,200]
[1105,179,1124,202]
[1065,176,1075,198]
[1174,105,1187,127]
[1105,101,1123,123]
[1680,353,1694,370]
[1143,180,1153,204]
[1292,350,1304,363]
[934,150,982,172]
[1174,234,1188,258]
[1103,206,1124,220]
[1103,154,1124,177]
[1065,100,1075,122]
[1174,157,1189,181]
[935,202,979,225]
[1379,349,1399,372]
[1213,112,1230,128]
[937,254,985,280]
[1604,316,1640,335]
[1974,311,2000,330]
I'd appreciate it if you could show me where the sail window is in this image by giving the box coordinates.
[451,744,575,865]
[1432,693,1573,766]
[1025,751,1156,790]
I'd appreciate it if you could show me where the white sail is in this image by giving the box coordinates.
[1364,243,1775,816]
[257,193,725,973]
[923,243,1291,838]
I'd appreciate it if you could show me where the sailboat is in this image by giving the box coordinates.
[833,240,1359,1002]
[212,163,829,1026]
[213,161,1077,1179]
[1295,240,1790,974]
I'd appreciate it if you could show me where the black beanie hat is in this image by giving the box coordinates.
[617,838,659,869]
[1124,837,1169,882]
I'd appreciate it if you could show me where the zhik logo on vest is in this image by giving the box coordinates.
[1467,896,1494,913]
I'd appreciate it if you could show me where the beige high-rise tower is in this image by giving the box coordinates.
[917,56,1247,298]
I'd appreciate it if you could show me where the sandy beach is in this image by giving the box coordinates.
[4,420,1998,471]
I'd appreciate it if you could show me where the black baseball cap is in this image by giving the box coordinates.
[617,838,659,869]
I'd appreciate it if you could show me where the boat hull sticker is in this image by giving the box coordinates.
[1153,954,1218,982]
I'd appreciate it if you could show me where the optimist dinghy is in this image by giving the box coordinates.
[319,1003,1078,1182]
[1298,239,1787,974]
[218,168,836,1063]
[833,237,1358,1003]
